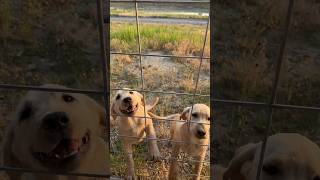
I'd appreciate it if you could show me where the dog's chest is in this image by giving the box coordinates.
[119,118,146,138]
[181,143,207,157]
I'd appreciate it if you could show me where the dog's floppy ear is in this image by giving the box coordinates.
[223,142,259,180]
[136,91,146,107]
[180,107,191,120]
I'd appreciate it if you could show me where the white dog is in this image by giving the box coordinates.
[149,104,210,180]
[111,89,160,180]
[1,84,109,180]
[223,133,320,180]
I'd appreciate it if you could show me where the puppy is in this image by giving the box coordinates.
[1,84,109,180]
[223,133,320,180]
[111,89,161,180]
[167,104,210,180]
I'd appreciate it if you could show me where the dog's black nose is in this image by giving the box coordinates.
[42,112,69,131]
[197,129,206,137]
[123,97,132,103]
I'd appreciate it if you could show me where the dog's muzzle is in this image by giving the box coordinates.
[120,98,139,114]
[32,131,90,163]
[42,112,69,131]
[33,112,91,165]
[196,125,207,139]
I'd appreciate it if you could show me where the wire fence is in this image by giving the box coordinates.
[212,0,320,180]
[0,0,211,179]
[1,0,319,179]
[0,0,111,178]
[109,0,210,179]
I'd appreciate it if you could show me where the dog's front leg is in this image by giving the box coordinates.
[145,122,160,161]
[123,143,135,180]
[192,151,207,180]
[168,144,180,180]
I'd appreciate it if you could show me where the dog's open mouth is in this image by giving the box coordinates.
[120,103,138,114]
[33,131,90,162]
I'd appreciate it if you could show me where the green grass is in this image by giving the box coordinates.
[111,22,209,57]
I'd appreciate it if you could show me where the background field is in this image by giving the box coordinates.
[0,0,210,179]
[213,0,320,167]
[1,0,319,179]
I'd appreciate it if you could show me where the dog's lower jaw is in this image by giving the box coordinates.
[120,104,139,115]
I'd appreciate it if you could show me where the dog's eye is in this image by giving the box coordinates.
[263,164,280,176]
[129,91,133,94]
[62,94,75,103]
[19,101,33,121]
[116,94,121,100]
[192,113,198,118]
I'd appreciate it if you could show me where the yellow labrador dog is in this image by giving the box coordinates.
[166,104,210,180]
[223,133,320,180]
[111,89,160,180]
[1,84,109,180]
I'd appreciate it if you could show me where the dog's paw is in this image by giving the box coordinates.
[148,152,161,162]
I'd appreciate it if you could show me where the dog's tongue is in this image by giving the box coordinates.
[127,105,135,112]
[68,139,80,152]
[52,139,79,157]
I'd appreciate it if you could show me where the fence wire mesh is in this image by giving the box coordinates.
[1,0,319,179]
[109,0,210,178]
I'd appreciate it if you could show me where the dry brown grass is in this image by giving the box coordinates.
[273,0,320,31]
[1,0,211,179]
[213,0,320,170]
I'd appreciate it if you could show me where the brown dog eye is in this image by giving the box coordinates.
[116,94,121,100]
[192,113,198,118]
[129,91,133,94]
[263,165,280,175]
[62,94,75,103]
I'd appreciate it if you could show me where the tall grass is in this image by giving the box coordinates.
[0,0,11,43]
[111,23,209,56]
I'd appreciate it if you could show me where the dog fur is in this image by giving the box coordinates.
[212,165,226,180]
[223,133,320,180]
[1,84,109,180]
[111,89,160,180]
[158,104,210,180]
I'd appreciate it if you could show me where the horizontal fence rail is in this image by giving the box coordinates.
[0,167,111,178]
[1,84,318,111]
[112,114,211,125]
[110,51,211,60]
[114,134,211,147]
